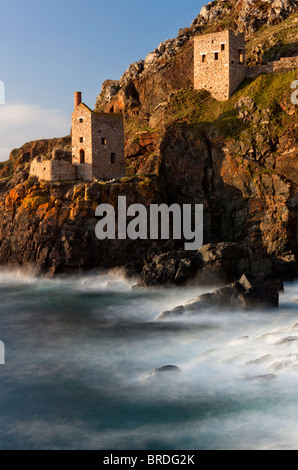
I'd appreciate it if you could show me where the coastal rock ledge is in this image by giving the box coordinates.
[158,274,283,319]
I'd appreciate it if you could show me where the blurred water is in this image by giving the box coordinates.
[0,268,297,450]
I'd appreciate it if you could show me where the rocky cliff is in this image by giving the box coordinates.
[0,0,297,283]
[95,0,298,121]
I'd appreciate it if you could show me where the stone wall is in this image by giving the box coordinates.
[30,159,52,181]
[229,32,246,97]
[30,158,76,182]
[76,163,92,181]
[72,104,93,166]
[91,113,125,180]
[72,104,125,181]
[194,30,245,101]
[246,56,298,78]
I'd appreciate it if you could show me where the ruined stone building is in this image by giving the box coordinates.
[30,92,125,182]
[194,29,298,101]
[194,30,246,101]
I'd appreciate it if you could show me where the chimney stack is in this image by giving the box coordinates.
[74,91,82,109]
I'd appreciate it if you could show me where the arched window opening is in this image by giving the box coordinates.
[80,149,85,164]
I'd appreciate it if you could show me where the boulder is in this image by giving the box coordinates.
[193,242,250,286]
[136,251,196,288]
[233,274,282,308]
[158,274,283,319]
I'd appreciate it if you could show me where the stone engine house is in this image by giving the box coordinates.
[72,92,125,180]
[194,30,246,101]
[30,92,125,182]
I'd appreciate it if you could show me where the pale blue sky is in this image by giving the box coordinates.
[0,0,205,160]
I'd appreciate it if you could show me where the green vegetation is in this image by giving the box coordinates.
[165,70,297,140]
[165,88,247,139]
[124,116,160,139]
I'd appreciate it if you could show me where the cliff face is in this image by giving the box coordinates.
[158,98,298,279]
[95,0,298,120]
[0,0,297,281]
[0,171,161,275]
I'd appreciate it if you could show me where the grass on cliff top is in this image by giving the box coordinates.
[124,116,159,139]
[165,70,297,139]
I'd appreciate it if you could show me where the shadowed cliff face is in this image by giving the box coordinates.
[158,122,298,278]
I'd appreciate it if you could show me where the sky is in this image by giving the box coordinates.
[0,0,205,161]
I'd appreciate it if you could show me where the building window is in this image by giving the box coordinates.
[80,137,84,143]
[111,153,116,164]
[80,149,85,164]
[98,129,101,133]
[239,49,244,64]
[202,54,206,63]
[79,118,83,123]
[214,52,219,61]
[102,138,107,145]
[221,44,225,51]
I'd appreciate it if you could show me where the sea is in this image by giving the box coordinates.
[0,268,297,450]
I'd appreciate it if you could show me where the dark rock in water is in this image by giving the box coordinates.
[243,373,277,382]
[232,274,281,308]
[244,355,273,367]
[146,365,181,377]
[275,336,298,345]
[158,274,283,319]
[137,243,252,289]
[269,361,289,373]
[137,242,280,290]
[193,242,250,286]
[137,251,196,288]
[253,374,277,382]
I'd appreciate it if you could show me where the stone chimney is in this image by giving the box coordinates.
[74,91,82,109]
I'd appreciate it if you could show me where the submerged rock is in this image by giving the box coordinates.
[146,365,181,377]
[244,355,274,367]
[253,374,277,382]
[242,373,278,382]
[275,336,298,345]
